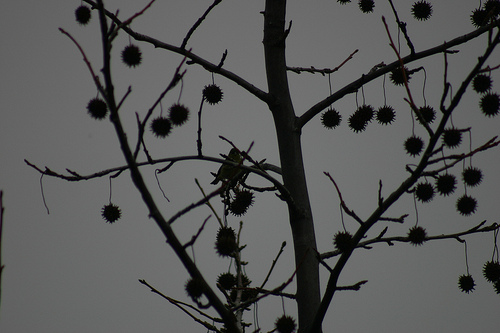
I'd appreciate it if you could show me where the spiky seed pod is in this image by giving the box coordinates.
[217,272,236,290]
[101,203,121,223]
[229,275,255,303]
[472,74,493,93]
[471,8,488,27]
[415,182,435,202]
[203,84,223,105]
[494,280,500,294]
[321,108,342,129]
[357,104,375,122]
[348,112,368,132]
[456,195,477,216]
[358,0,375,13]
[87,97,108,120]
[185,278,205,300]
[338,0,351,4]
[168,103,189,126]
[483,261,500,283]
[390,66,410,86]
[417,105,436,124]
[435,174,457,196]
[230,286,258,304]
[376,105,396,125]
[442,128,462,148]
[480,92,500,117]
[237,274,251,287]
[215,226,238,257]
[407,226,427,246]
[229,190,254,216]
[462,167,483,187]
[458,274,476,293]
[75,5,91,25]
[411,1,433,20]
[150,117,172,138]
[121,45,142,68]
[275,315,297,333]
[484,0,500,17]
[404,136,424,157]
[333,231,353,252]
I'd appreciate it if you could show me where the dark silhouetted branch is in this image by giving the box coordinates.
[321,221,500,259]
[82,0,271,105]
[260,241,287,290]
[324,172,363,225]
[138,279,221,330]
[181,0,222,49]
[297,20,500,130]
[336,280,368,291]
[287,49,358,75]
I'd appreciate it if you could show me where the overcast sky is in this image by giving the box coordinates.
[1,1,499,332]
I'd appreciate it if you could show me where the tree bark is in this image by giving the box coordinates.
[263,1,321,332]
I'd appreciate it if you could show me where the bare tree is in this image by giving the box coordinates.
[27,1,500,332]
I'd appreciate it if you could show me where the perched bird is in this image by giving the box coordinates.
[211,148,243,185]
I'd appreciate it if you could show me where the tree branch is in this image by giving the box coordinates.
[423,136,500,176]
[336,280,368,291]
[133,58,187,158]
[259,241,287,290]
[297,20,500,130]
[324,172,363,225]
[310,26,500,332]
[94,1,240,330]
[387,0,415,54]
[287,49,358,75]
[138,279,221,330]
[24,156,290,207]
[82,0,271,105]
[321,221,500,259]
[181,0,222,49]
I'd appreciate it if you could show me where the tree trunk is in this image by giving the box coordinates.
[263,1,321,332]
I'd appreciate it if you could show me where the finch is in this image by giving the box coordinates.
[211,148,243,185]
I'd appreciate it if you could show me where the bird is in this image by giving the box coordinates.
[211,148,243,185]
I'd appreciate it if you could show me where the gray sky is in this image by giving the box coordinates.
[1,1,499,332]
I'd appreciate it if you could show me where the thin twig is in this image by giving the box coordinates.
[59,28,104,97]
[138,279,221,330]
[116,86,132,111]
[181,0,223,49]
[231,254,300,312]
[195,178,223,228]
[387,0,415,54]
[297,19,500,129]
[260,241,287,289]
[134,58,187,158]
[378,214,408,223]
[321,221,500,259]
[117,0,156,29]
[382,16,434,138]
[324,172,363,224]
[425,136,500,170]
[82,0,271,105]
[196,97,204,156]
[336,280,368,291]
[184,215,211,248]
[287,49,358,75]
[167,188,223,225]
